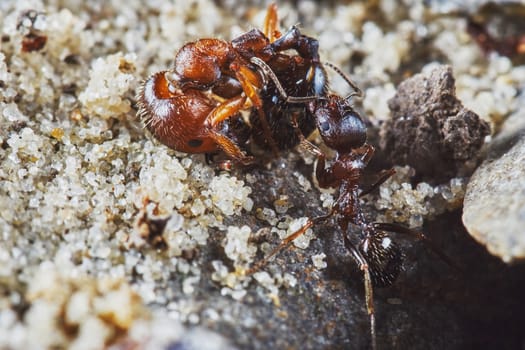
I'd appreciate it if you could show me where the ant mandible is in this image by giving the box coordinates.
[137,4,331,164]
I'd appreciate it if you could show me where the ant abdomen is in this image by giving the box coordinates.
[249,103,316,150]
[309,63,329,96]
[359,232,404,288]
[248,54,322,151]
[137,71,221,154]
[171,39,233,89]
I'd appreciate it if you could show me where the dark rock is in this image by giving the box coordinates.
[380,65,490,181]
[466,3,525,64]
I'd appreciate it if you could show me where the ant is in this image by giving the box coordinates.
[243,18,459,350]
[137,4,350,165]
[247,69,459,348]
[137,4,325,164]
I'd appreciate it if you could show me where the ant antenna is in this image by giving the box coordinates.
[250,57,324,104]
[324,62,363,100]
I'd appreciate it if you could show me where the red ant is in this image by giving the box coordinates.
[136,4,359,165]
[137,4,331,164]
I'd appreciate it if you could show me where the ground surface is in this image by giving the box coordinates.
[1,1,524,349]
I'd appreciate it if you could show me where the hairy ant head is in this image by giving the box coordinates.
[311,95,367,153]
[359,232,404,287]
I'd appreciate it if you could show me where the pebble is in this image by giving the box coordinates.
[380,64,490,181]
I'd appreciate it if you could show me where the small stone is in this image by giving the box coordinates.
[311,253,327,270]
[273,195,291,214]
[78,52,137,119]
[380,65,490,181]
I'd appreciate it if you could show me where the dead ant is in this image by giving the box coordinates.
[137,5,316,164]
[137,4,350,165]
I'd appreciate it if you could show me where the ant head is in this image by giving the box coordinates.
[359,232,404,288]
[311,95,367,153]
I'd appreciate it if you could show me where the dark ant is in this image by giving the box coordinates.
[244,24,459,350]
[248,68,459,348]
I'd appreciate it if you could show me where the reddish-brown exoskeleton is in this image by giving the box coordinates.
[137,4,330,164]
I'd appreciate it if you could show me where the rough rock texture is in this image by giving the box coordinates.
[380,65,490,181]
[463,111,525,263]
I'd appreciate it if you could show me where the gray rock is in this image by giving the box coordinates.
[462,111,525,263]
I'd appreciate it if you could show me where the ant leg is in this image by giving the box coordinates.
[315,151,340,189]
[231,62,280,156]
[356,143,375,165]
[359,168,396,197]
[204,153,234,171]
[263,3,280,42]
[372,222,462,272]
[205,95,254,164]
[343,233,377,350]
[247,213,331,274]
[290,112,323,156]
[209,130,254,165]
[206,94,247,125]
[204,153,215,165]
[247,218,315,274]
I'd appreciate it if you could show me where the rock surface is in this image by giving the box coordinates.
[380,65,490,181]
[463,111,525,263]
